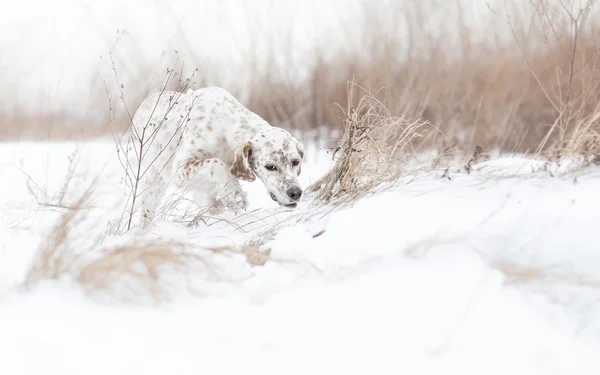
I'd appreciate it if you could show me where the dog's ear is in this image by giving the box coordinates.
[296,141,305,159]
[296,141,305,176]
[230,141,256,182]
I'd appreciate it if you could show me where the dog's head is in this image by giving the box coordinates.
[230,128,305,208]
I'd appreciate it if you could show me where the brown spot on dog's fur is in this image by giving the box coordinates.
[184,158,197,169]
[192,149,212,161]
[183,157,206,178]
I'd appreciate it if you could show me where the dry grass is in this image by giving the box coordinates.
[25,193,94,285]
[4,1,600,161]
[308,81,432,204]
[0,114,110,141]
[27,221,268,304]
[494,259,600,289]
[278,1,600,157]
[23,180,275,303]
[77,241,225,304]
[243,0,600,159]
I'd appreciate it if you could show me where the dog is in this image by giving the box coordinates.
[126,86,305,226]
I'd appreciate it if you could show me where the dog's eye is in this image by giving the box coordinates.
[265,164,277,171]
[291,159,300,167]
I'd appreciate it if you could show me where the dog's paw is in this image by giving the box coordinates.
[220,188,248,213]
[232,189,249,211]
[208,197,226,215]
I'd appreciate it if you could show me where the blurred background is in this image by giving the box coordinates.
[1,0,599,155]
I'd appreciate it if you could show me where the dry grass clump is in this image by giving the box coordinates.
[26,216,258,303]
[77,241,208,303]
[494,259,600,289]
[23,186,272,303]
[25,190,95,285]
[78,239,273,303]
[308,82,432,204]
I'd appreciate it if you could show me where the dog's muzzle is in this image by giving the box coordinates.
[270,192,297,208]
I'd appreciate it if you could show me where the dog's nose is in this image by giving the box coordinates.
[287,187,302,201]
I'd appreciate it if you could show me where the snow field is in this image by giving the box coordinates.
[1,132,600,374]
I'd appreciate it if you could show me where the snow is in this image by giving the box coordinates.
[2,1,600,371]
[1,133,600,374]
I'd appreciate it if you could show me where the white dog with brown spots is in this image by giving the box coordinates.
[127,86,305,227]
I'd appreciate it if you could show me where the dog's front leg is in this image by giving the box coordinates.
[176,157,249,215]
